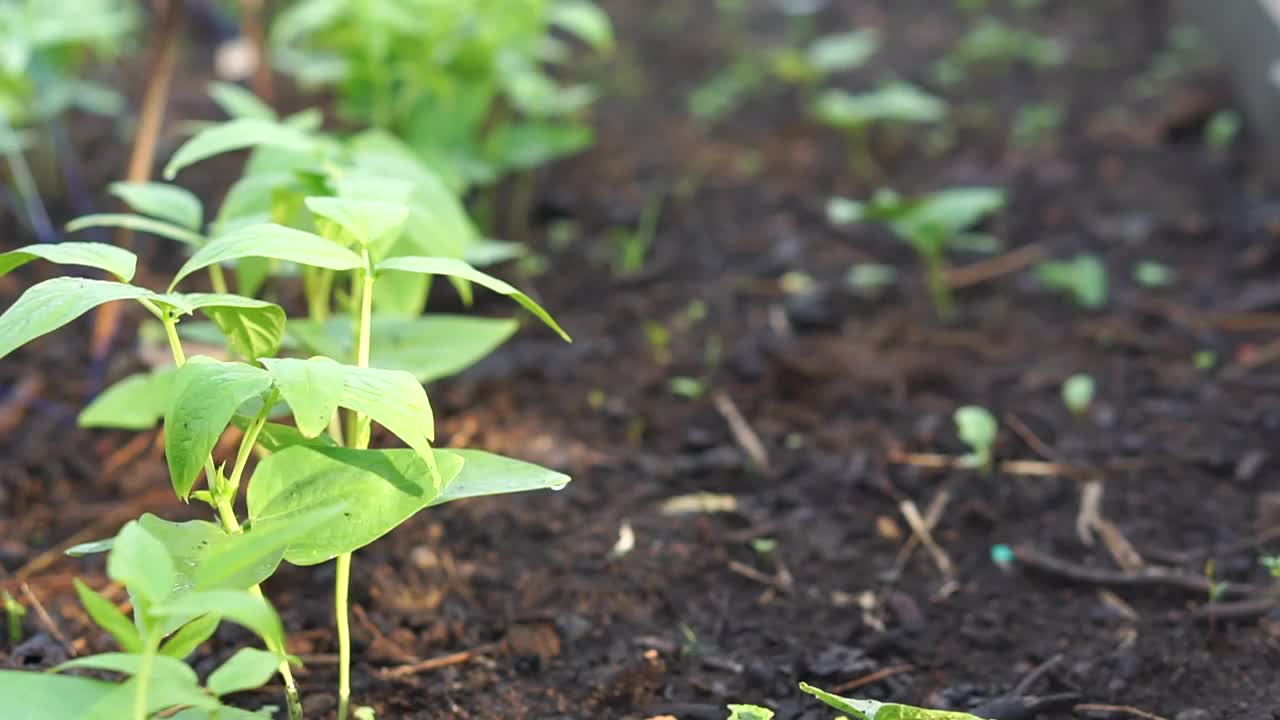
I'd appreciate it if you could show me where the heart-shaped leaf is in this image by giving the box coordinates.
[259,357,344,438]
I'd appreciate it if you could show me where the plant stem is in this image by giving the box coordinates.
[337,254,375,720]
[923,252,954,321]
[133,634,162,720]
[209,264,229,295]
[156,304,305,720]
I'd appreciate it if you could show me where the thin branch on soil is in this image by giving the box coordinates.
[1076,480,1103,546]
[377,642,503,680]
[726,559,793,594]
[1074,703,1168,720]
[899,499,953,579]
[352,604,419,664]
[1187,596,1279,622]
[894,486,950,574]
[1004,413,1066,463]
[944,243,1046,289]
[1093,518,1145,571]
[712,391,772,476]
[829,664,915,693]
[0,372,44,434]
[1148,524,1280,564]
[20,582,76,657]
[91,0,182,365]
[887,449,1083,478]
[1012,544,1258,597]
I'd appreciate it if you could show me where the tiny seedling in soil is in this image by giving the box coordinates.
[1061,373,1096,416]
[955,405,998,471]
[3,592,24,645]
[934,17,1066,86]
[828,187,1005,318]
[1204,109,1241,151]
[846,262,899,298]
[729,682,991,719]
[1036,253,1107,309]
[1133,259,1175,288]
[1011,102,1063,149]
[813,82,947,178]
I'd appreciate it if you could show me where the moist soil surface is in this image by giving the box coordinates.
[3,1,1280,719]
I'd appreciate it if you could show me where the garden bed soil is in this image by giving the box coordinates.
[2,1,1279,718]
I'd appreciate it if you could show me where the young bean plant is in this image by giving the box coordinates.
[1061,373,1095,417]
[813,82,947,178]
[728,682,991,719]
[955,405,998,472]
[828,187,1005,318]
[1036,253,1107,309]
[0,127,573,717]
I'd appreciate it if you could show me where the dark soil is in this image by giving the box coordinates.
[3,1,1280,719]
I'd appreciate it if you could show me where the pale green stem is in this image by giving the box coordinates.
[157,303,304,720]
[133,633,162,720]
[208,264,229,295]
[337,254,375,720]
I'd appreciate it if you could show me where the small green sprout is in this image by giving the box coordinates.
[829,187,1005,318]
[1133,260,1175,288]
[751,537,779,555]
[813,82,947,178]
[846,263,899,298]
[1061,373,1096,416]
[670,376,707,398]
[1204,109,1241,150]
[3,592,25,645]
[800,682,990,719]
[728,704,775,720]
[1036,253,1107,309]
[772,29,880,86]
[955,405,998,471]
[1011,103,1062,148]
[1205,559,1228,602]
[1193,350,1217,371]
[934,17,1066,86]
[1261,555,1280,578]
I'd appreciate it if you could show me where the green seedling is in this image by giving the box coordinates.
[1204,109,1241,151]
[1061,373,1095,416]
[3,592,24,645]
[1193,350,1217,371]
[1011,102,1062,149]
[955,405,998,471]
[828,187,1005,318]
[1036,253,1107,309]
[800,682,991,719]
[813,82,947,178]
[670,376,707,398]
[271,0,611,195]
[846,262,898,298]
[2,146,572,718]
[1133,260,1175,288]
[612,189,665,276]
[1262,556,1280,579]
[728,704,775,720]
[1136,24,1211,97]
[934,17,1066,86]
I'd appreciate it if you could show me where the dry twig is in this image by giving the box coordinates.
[713,391,772,475]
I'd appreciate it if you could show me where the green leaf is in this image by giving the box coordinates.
[287,315,518,382]
[207,648,282,696]
[1037,253,1107,309]
[56,653,197,686]
[170,223,364,290]
[376,256,569,341]
[0,242,137,282]
[253,422,339,452]
[260,357,344,438]
[193,503,346,589]
[66,538,115,557]
[954,405,998,468]
[0,671,115,720]
[813,83,947,128]
[66,213,206,246]
[164,118,318,179]
[485,121,593,171]
[109,182,203,230]
[550,0,614,52]
[896,187,1004,240]
[339,364,437,459]
[799,681,988,719]
[430,449,570,506]
[155,293,286,361]
[150,590,284,650]
[807,29,879,73]
[0,278,159,360]
[73,579,143,653]
[304,196,409,247]
[208,82,277,121]
[78,368,176,430]
[107,521,176,607]
[247,446,466,566]
[159,613,220,659]
[164,357,274,498]
[727,705,775,720]
[85,675,219,720]
[136,514,280,594]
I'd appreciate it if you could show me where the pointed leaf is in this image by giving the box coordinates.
[164,118,318,179]
[247,446,465,566]
[798,681,987,719]
[208,82,277,121]
[0,278,157,359]
[207,648,282,696]
[136,514,280,594]
[288,315,518,382]
[85,675,219,720]
[339,364,436,452]
[194,504,346,589]
[0,242,137,282]
[260,357,344,437]
[171,223,364,290]
[0,670,115,719]
[79,368,176,430]
[304,196,408,247]
[376,256,569,340]
[430,450,570,506]
[66,213,206,246]
[73,579,143,653]
[160,613,220,659]
[109,182,203,230]
[150,590,284,650]
[107,521,176,606]
[550,0,614,52]
[56,653,197,686]
[164,357,273,498]
[154,293,285,360]
[252,422,339,452]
